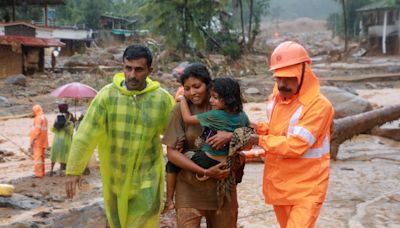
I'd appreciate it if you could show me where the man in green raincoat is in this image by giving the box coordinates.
[65,44,174,228]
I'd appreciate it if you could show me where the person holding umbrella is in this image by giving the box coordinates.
[49,103,75,176]
[65,44,174,228]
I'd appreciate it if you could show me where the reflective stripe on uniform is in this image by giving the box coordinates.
[302,135,330,158]
[292,126,316,146]
[287,105,303,135]
[286,105,329,158]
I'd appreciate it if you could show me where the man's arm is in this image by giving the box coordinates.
[259,100,334,158]
[65,93,106,198]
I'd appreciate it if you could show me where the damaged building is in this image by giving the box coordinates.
[0,22,64,78]
[358,0,400,54]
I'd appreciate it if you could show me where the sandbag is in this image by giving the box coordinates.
[0,184,15,197]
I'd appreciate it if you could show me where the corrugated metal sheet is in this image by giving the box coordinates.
[0,0,65,7]
[357,1,398,12]
[0,35,65,47]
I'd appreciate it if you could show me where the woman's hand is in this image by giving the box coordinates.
[205,163,230,180]
[206,131,233,150]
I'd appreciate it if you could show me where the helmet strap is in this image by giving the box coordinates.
[297,62,305,94]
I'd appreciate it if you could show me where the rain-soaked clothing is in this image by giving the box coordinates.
[162,103,239,228]
[256,63,334,227]
[30,105,48,178]
[66,73,174,228]
[50,118,74,164]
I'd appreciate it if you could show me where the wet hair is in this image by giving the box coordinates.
[211,77,243,113]
[58,103,68,113]
[122,44,153,67]
[179,63,211,87]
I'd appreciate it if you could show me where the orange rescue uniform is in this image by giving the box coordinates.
[256,63,334,228]
[30,105,48,177]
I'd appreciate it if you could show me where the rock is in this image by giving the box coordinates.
[387,65,400,73]
[5,74,26,86]
[245,87,260,95]
[8,221,40,228]
[64,54,97,67]
[0,193,42,209]
[52,201,107,227]
[321,86,373,118]
[0,96,11,107]
[365,82,378,89]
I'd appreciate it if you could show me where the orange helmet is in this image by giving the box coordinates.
[269,41,312,71]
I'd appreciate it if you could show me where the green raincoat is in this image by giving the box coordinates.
[66,73,174,228]
[50,120,74,163]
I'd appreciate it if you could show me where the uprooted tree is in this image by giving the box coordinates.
[330,105,400,160]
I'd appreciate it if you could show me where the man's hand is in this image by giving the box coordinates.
[205,163,230,180]
[65,175,81,199]
[206,131,233,150]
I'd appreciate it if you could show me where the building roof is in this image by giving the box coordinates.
[0,35,65,47]
[0,0,65,7]
[100,15,137,24]
[357,1,399,12]
[0,22,53,31]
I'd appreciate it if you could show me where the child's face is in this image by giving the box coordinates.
[209,90,225,110]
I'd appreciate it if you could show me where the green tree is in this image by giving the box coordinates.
[139,0,228,56]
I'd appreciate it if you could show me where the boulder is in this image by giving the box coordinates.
[5,74,26,86]
[0,193,42,209]
[0,96,11,107]
[321,86,373,118]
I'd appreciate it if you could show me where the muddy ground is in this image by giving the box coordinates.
[1,87,400,227]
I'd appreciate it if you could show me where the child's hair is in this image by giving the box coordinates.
[211,77,243,114]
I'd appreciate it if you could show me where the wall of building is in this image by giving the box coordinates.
[0,45,23,78]
[5,25,35,37]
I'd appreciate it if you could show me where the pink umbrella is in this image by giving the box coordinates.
[50,82,97,117]
[50,82,97,98]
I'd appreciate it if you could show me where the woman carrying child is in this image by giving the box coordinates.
[162,63,248,227]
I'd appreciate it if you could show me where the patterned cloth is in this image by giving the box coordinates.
[66,73,174,228]
[217,127,254,209]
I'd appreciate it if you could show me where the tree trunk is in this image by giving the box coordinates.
[239,0,246,46]
[331,105,400,159]
[247,0,254,50]
[370,127,400,141]
[341,0,348,52]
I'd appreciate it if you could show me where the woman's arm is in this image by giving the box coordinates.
[167,146,229,180]
[206,131,233,150]
[178,96,200,125]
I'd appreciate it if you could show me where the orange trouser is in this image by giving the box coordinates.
[33,146,45,177]
[273,203,322,228]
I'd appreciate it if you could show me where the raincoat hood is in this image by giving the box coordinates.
[271,63,320,105]
[32,104,44,116]
[112,73,160,96]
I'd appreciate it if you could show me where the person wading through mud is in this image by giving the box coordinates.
[30,104,48,178]
[49,103,74,176]
[64,44,174,228]
[162,63,238,227]
[247,41,334,228]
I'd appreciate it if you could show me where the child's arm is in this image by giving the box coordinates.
[178,96,200,125]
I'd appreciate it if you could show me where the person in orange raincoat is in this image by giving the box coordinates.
[30,104,48,178]
[248,41,334,228]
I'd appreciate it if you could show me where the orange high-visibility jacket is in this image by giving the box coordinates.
[30,105,48,149]
[256,64,334,205]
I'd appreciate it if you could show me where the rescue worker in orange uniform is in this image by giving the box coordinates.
[30,104,48,178]
[248,41,334,228]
